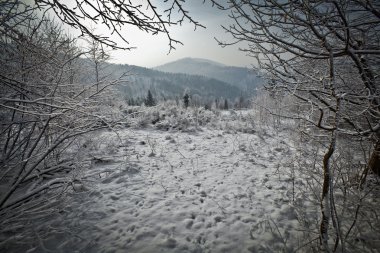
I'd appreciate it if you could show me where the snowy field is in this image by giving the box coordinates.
[3,106,378,253]
[0,109,305,253]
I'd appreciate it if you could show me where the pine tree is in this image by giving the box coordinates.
[183,93,190,108]
[145,90,156,107]
[224,98,228,110]
[128,97,135,106]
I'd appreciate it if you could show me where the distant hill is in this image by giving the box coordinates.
[154,57,263,93]
[107,63,243,103]
[78,58,263,106]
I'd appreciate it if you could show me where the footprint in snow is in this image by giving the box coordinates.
[162,238,177,248]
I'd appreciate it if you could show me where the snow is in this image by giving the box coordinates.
[0,110,304,252]
[4,105,379,253]
[73,128,298,253]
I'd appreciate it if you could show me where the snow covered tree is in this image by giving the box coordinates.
[128,97,135,106]
[217,0,380,251]
[30,0,208,52]
[0,1,126,217]
[145,90,156,107]
[219,0,380,172]
[183,93,190,108]
[0,0,217,249]
[224,99,228,110]
[191,94,202,108]
[85,36,110,91]
[214,98,219,110]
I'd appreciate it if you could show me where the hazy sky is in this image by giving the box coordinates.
[26,0,253,68]
[102,2,253,68]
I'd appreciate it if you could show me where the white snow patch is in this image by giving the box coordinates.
[1,122,302,252]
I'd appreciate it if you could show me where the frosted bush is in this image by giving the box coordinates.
[124,102,263,133]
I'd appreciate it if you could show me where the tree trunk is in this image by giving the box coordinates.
[320,139,334,251]
[368,139,380,176]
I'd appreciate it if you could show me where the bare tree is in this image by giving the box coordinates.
[215,0,380,251]
[85,35,111,91]
[217,0,380,169]
[33,0,209,52]
[0,1,127,216]
[0,0,218,250]
[0,0,213,216]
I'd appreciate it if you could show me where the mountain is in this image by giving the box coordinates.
[78,58,263,106]
[154,57,263,93]
[107,63,243,103]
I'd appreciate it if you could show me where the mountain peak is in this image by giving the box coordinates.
[154,57,228,77]
[153,57,262,93]
[177,57,226,66]
[155,57,226,70]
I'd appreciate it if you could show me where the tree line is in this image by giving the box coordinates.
[129,89,238,110]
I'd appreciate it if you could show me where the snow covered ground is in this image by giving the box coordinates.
[1,114,305,252]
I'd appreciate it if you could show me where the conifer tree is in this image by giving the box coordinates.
[224,98,228,110]
[183,93,190,108]
[145,90,156,107]
[128,98,135,106]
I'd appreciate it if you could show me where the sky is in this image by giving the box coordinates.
[24,0,254,68]
[84,1,254,68]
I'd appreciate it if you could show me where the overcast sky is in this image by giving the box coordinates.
[102,2,253,68]
[27,0,254,68]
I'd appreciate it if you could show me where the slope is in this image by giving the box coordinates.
[154,57,263,93]
[109,63,243,101]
